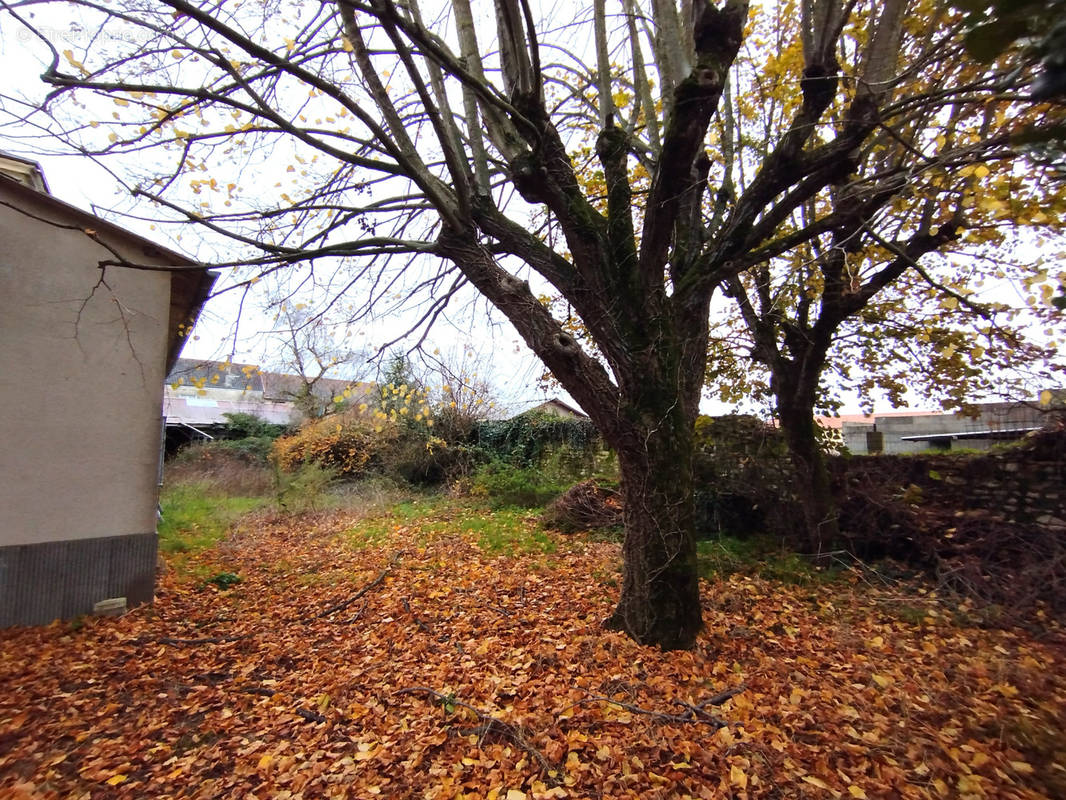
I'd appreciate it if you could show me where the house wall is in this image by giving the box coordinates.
[843,403,1054,454]
[0,185,174,625]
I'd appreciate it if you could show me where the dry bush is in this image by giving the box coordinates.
[835,429,1066,621]
[166,443,274,495]
[541,479,623,533]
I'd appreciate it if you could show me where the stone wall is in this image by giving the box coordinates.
[834,428,1066,534]
[831,429,1066,612]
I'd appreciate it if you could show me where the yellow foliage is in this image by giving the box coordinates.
[272,408,398,477]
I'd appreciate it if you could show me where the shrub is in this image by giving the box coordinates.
[469,461,567,508]
[692,414,797,539]
[275,462,338,511]
[210,436,278,464]
[221,411,288,440]
[379,431,478,485]
[272,408,396,477]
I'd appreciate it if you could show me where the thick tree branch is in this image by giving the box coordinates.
[639,0,747,283]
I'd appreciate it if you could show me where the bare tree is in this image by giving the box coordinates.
[2,0,1062,647]
[262,300,370,418]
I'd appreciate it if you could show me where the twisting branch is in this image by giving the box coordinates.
[393,687,558,782]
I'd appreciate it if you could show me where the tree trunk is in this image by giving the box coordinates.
[605,410,703,650]
[778,402,839,558]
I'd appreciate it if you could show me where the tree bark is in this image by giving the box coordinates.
[605,406,702,650]
[777,399,839,558]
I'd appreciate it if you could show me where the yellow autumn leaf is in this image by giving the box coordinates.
[730,764,748,789]
[257,753,272,769]
[106,774,128,786]
[63,49,89,75]
[872,674,892,688]
[848,786,868,799]
[802,775,832,789]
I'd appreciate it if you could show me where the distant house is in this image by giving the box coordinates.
[834,398,1061,455]
[528,398,588,419]
[163,358,376,449]
[0,154,215,627]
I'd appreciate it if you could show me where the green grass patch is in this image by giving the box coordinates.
[158,482,267,554]
[346,521,392,549]
[413,505,556,555]
[465,509,557,555]
[344,498,557,556]
[697,535,843,586]
[343,495,445,548]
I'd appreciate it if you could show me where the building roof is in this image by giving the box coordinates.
[167,358,375,400]
[0,151,49,193]
[530,398,588,419]
[899,426,1044,442]
[164,358,379,427]
[0,165,215,373]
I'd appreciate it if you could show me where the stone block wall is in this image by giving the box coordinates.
[834,429,1066,534]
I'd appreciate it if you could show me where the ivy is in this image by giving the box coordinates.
[221,412,288,440]
[473,411,600,467]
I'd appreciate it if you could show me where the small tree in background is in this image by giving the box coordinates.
[264,303,371,419]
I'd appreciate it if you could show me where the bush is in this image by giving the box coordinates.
[272,409,396,477]
[379,431,478,485]
[474,411,601,469]
[275,462,338,511]
[469,461,567,508]
[221,412,288,440]
[210,436,278,464]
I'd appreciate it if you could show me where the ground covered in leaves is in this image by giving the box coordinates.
[2,500,1065,799]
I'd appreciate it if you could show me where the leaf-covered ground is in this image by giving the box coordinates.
[2,502,1065,799]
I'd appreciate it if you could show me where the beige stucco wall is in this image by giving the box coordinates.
[0,185,173,547]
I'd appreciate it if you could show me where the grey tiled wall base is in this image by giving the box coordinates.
[0,532,156,627]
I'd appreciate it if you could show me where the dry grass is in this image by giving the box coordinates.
[165,444,275,496]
